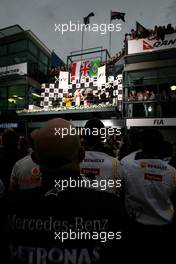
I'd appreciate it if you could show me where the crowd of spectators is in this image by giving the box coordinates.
[128,90,156,102]
[0,123,176,189]
[125,23,176,42]
[48,65,67,76]
[47,23,176,84]
[126,89,176,117]
[128,89,176,102]
[104,23,176,70]
[0,120,176,262]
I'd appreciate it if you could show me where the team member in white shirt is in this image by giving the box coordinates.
[9,154,42,191]
[119,129,176,226]
[9,130,42,192]
[80,118,119,193]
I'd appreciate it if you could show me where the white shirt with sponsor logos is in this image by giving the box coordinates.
[80,151,118,192]
[10,155,42,190]
[119,151,176,225]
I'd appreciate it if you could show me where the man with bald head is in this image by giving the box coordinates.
[33,118,83,185]
[5,118,126,264]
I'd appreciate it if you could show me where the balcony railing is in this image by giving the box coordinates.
[123,99,176,118]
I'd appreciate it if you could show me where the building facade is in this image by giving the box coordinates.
[0,25,52,112]
[123,33,176,119]
[123,33,176,142]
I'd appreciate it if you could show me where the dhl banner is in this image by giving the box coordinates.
[128,33,176,55]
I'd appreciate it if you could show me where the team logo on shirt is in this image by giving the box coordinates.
[81,168,100,176]
[31,167,40,176]
[144,173,162,182]
[140,162,148,168]
[140,162,167,170]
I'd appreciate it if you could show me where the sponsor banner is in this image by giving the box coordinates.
[97,65,106,85]
[0,63,27,77]
[0,123,18,128]
[128,33,176,54]
[126,118,176,127]
[59,71,69,89]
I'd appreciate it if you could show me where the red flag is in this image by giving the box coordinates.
[71,62,81,81]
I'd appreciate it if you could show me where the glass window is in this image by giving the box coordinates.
[158,67,176,84]
[28,86,41,107]
[0,45,7,56]
[8,40,27,54]
[0,52,28,66]
[29,41,38,56]
[39,51,48,65]
[125,67,176,88]
[39,62,47,75]
[8,85,26,110]
[27,53,37,63]
[125,70,158,87]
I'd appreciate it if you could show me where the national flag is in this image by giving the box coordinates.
[83,12,95,25]
[71,61,81,81]
[90,59,100,77]
[136,21,149,34]
[111,11,125,22]
[81,61,90,77]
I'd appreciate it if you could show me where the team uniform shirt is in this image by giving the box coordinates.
[80,151,119,193]
[119,151,176,225]
[3,184,126,264]
[10,155,42,190]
